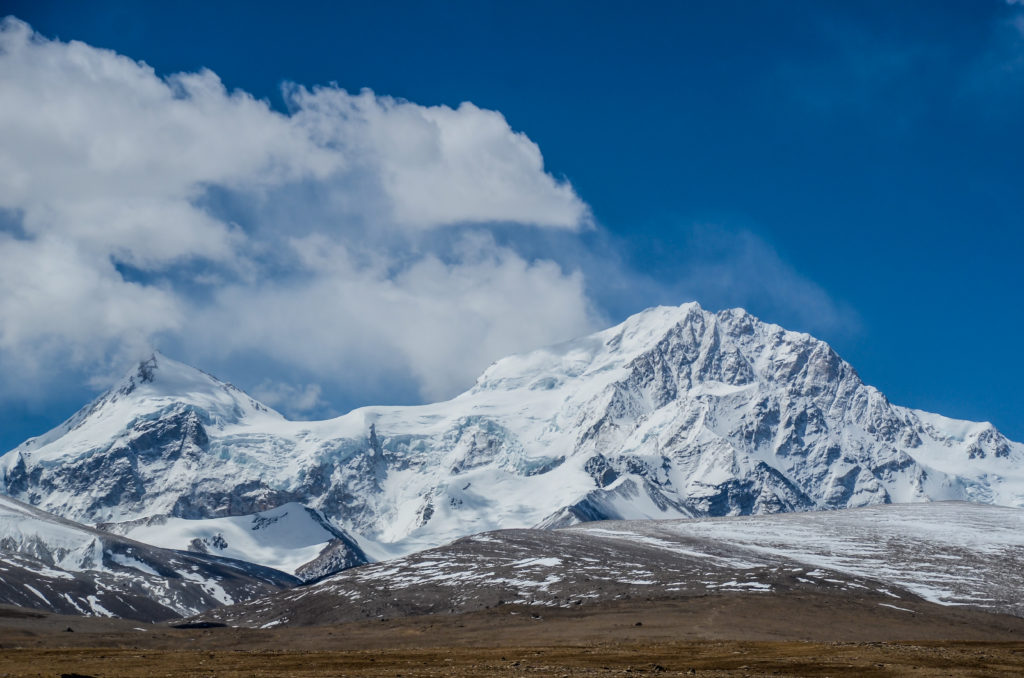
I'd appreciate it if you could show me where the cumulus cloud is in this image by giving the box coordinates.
[250,381,327,417]
[0,19,336,268]
[286,86,590,230]
[0,16,859,432]
[190,233,595,402]
[0,233,182,384]
[0,17,596,404]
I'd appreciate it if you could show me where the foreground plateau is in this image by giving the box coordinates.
[3,595,1024,677]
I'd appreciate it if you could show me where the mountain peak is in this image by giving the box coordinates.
[468,302,770,395]
[469,302,708,393]
[103,351,283,425]
[135,353,159,384]
[113,351,228,400]
[8,352,281,463]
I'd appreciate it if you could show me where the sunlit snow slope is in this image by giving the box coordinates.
[3,303,1023,566]
[99,502,367,581]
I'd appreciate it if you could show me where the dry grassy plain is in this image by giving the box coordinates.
[3,592,1024,677]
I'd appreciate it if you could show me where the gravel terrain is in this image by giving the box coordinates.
[3,595,1024,677]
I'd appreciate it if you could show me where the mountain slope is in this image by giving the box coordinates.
[97,502,368,582]
[199,502,1024,627]
[3,302,1022,563]
[0,494,297,621]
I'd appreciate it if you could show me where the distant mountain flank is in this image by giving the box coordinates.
[2,302,1022,576]
[0,494,296,621]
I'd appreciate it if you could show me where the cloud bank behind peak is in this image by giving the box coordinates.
[0,16,597,405]
[0,16,852,426]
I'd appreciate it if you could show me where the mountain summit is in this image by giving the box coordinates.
[9,351,282,462]
[3,303,1022,566]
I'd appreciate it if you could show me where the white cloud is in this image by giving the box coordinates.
[250,380,326,417]
[0,17,856,427]
[286,86,589,229]
[0,233,182,384]
[189,234,597,403]
[0,18,337,268]
[0,17,596,405]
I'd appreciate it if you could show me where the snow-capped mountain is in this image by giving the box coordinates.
[0,494,296,621]
[2,302,1022,566]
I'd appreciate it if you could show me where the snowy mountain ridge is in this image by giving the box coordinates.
[2,302,1022,569]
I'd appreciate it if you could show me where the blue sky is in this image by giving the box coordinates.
[1,0,1022,451]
